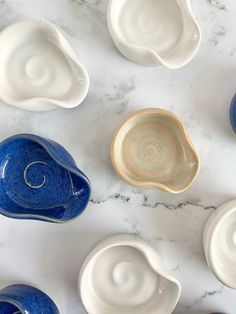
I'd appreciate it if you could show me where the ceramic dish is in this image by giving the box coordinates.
[203,199,236,289]
[107,0,201,68]
[230,93,236,133]
[0,134,91,223]
[79,234,181,314]
[111,108,200,193]
[0,20,89,111]
[0,284,59,313]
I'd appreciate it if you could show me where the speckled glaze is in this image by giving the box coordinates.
[230,93,236,133]
[0,134,91,223]
[111,109,200,193]
[0,284,59,313]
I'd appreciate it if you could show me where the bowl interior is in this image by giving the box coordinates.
[109,0,200,68]
[81,244,179,314]
[0,21,87,108]
[112,110,199,192]
[210,209,236,288]
[115,0,183,55]
[0,137,89,221]
[0,302,22,314]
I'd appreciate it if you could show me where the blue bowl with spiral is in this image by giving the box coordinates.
[0,284,59,313]
[0,134,91,223]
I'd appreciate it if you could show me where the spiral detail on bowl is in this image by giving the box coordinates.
[91,246,159,307]
[23,161,47,189]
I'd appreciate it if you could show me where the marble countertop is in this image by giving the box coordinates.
[0,0,235,313]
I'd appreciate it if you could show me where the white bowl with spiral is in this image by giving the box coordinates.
[107,0,201,68]
[203,200,236,289]
[0,20,89,111]
[79,234,181,314]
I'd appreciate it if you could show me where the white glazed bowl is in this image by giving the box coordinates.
[0,20,89,111]
[79,234,181,314]
[203,200,236,289]
[107,0,201,69]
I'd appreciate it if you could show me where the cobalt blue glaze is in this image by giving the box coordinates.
[0,134,91,222]
[0,284,59,313]
[230,93,236,133]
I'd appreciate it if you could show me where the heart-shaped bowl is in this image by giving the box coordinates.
[107,0,201,68]
[0,284,59,313]
[203,199,236,289]
[0,134,91,223]
[0,20,89,111]
[111,108,200,193]
[79,234,181,314]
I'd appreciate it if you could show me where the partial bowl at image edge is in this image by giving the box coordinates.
[203,199,236,289]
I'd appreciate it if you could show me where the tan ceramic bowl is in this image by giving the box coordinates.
[111,108,200,193]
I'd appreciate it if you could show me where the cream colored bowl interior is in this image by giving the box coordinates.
[111,109,200,193]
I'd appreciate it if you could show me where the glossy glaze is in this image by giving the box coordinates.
[230,93,236,133]
[0,134,91,222]
[107,0,201,68]
[79,234,181,314]
[203,199,236,289]
[0,20,89,111]
[0,284,59,313]
[111,109,200,193]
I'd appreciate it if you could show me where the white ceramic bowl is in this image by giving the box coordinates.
[107,0,201,69]
[79,234,181,314]
[0,20,89,111]
[203,200,236,289]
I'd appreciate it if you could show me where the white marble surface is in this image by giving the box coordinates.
[0,0,235,313]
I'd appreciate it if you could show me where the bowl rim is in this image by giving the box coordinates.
[0,297,24,313]
[78,234,181,314]
[0,284,59,313]
[110,108,200,193]
[203,199,236,289]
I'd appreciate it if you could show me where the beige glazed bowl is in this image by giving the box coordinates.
[111,108,200,193]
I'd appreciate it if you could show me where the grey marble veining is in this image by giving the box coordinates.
[208,0,227,11]
[0,0,235,313]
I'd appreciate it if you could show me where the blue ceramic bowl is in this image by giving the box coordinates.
[0,134,91,223]
[230,94,236,133]
[0,284,59,313]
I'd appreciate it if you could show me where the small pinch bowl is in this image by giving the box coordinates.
[0,20,89,111]
[111,108,200,193]
[79,234,181,314]
[203,199,236,289]
[0,134,91,223]
[107,0,201,68]
[0,284,59,313]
